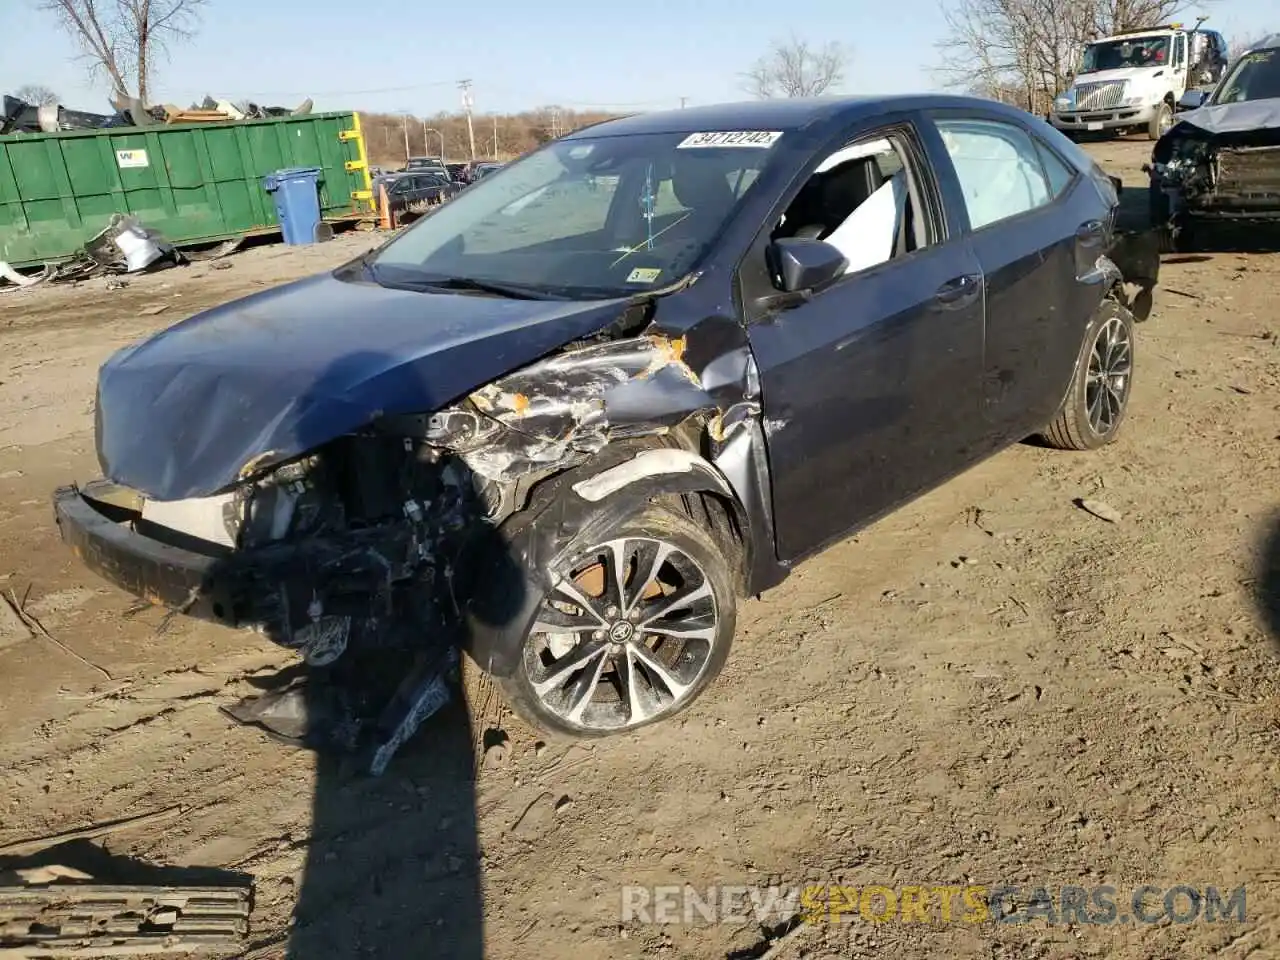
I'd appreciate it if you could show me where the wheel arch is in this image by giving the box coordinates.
[460,435,757,679]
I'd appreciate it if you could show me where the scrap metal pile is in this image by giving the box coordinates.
[1,92,313,135]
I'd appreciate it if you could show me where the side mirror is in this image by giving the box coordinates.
[1177,89,1208,111]
[768,237,848,293]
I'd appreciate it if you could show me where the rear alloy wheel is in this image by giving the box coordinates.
[499,506,736,738]
[1040,299,1135,451]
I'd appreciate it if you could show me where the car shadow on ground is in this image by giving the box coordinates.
[281,701,486,959]
[1256,510,1280,650]
[204,350,535,959]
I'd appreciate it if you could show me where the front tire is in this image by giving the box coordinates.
[498,504,737,738]
[1148,100,1172,141]
[1040,299,1135,451]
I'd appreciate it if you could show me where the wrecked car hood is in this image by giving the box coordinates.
[96,271,632,500]
[1168,98,1280,136]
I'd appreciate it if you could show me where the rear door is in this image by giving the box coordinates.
[919,111,1096,448]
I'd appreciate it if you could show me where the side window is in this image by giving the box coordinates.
[770,128,932,278]
[1034,141,1075,199]
[1173,35,1186,68]
[936,118,1051,230]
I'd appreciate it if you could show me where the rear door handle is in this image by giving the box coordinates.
[935,274,980,305]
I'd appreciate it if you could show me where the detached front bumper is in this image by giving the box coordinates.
[53,481,245,625]
[1051,104,1156,132]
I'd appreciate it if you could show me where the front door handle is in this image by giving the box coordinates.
[935,274,980,305]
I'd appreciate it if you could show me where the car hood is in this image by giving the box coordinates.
[96,270,632,500]
[1167,97,1280,136]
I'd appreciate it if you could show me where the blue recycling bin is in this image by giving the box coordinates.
[263,167,324,245]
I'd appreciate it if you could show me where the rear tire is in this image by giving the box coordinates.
[1040,299,1135,451]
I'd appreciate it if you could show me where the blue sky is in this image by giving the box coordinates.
[2,0,1275,116]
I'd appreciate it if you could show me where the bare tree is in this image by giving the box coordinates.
[37,0,207,105]
[934,0,1209,115]
[743,36,848,98]
[1229,30,1278,58]
[14,84,61,105]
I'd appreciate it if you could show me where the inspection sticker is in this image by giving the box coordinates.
[677,131,782,149]
[626,267,662,284]
[115,148,149,169]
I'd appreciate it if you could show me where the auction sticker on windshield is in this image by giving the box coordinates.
[677,131,783,149]
[626,267,662,284]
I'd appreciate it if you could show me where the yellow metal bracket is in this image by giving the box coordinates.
[340,113,376,213]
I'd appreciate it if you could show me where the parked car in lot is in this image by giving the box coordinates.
[54,95,1157,767]
[1149,34,1280,250]
[403,155,451,179]
[372,170,462,226]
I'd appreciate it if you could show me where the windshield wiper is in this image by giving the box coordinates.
[382,273,567,300]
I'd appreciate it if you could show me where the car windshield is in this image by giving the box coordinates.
[1212,47,1280,104]
[1080,36,1170,73]
[368,131,775,299]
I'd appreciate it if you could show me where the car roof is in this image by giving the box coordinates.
[563,95,1042,139]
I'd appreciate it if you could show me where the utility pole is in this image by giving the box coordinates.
[425,126,445,164]
[458,79,476,160]
[492,115,498,158]
[402,113,410,161]
[679,96,688,108]
[550,106,561,139]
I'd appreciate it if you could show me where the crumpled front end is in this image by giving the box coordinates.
[55,311,762,771]
[1149,116,1280,246]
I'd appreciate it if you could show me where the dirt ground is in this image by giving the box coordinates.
[1,139,1278,960]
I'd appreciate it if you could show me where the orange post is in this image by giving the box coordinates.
[378,182,392,230]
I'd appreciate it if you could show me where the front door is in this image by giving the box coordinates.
[743,119,987,562]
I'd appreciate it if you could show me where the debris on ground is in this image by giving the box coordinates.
[0,261,49,292]
[0,841,252,956]
[1076,498,1124,523]
[0,219,245,291]
[84,214,177,274]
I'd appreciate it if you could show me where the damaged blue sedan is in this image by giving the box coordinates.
[53,95,1157,770]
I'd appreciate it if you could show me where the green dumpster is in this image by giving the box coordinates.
[0,111,374,269]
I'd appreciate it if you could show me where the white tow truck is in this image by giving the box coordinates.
[1051,21,1229,140]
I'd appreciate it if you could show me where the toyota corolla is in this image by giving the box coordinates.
[54,95,1154,771]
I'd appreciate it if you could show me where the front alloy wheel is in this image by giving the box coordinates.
[500,506,736,737]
